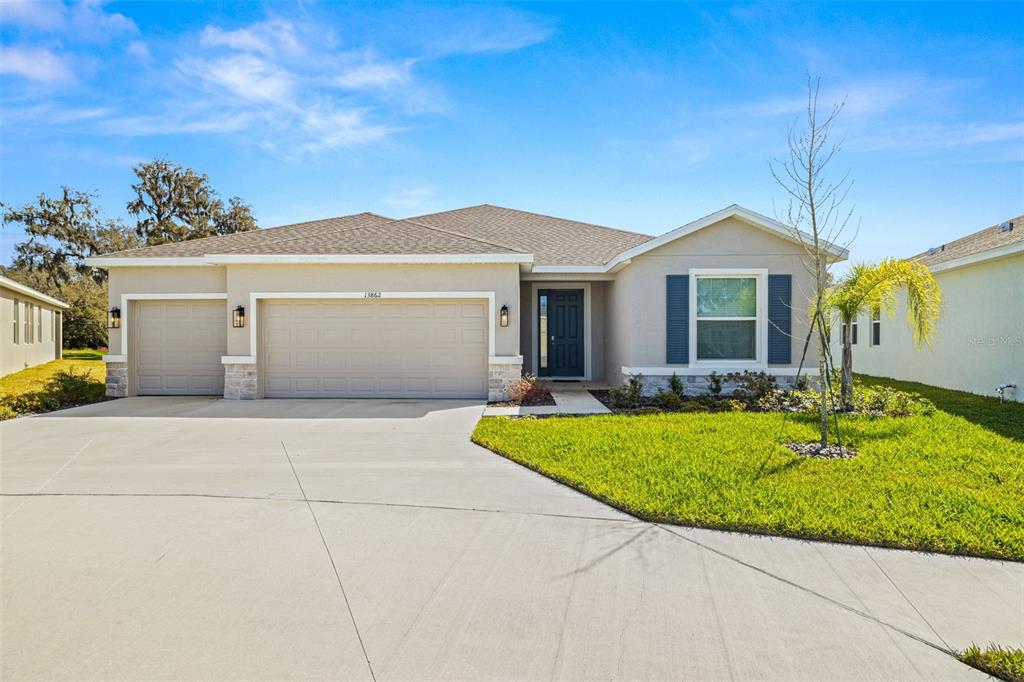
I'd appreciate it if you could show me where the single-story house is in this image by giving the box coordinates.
[1,275,68,377]
[85,204,846,401]
[840,215,1023,402]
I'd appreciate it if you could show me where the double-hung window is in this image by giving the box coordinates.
[36,306,42,342]
[24,303,32,343]
[693,274,760,362]
[851,317,858,345]
[13,299,19,344]
[870,309,881,346]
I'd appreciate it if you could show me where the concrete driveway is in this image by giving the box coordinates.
[2,398,1020,681]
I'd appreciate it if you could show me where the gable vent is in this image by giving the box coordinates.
[999,220,1014,233]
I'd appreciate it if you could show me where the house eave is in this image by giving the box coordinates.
[86,253,535,267]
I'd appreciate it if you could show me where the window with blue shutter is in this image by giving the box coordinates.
[767,274,792,364]
[666,275,689,363]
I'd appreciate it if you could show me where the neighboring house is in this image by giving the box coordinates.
[85,204,846,401]
[1,275,68,377]
[842,216,1023,402]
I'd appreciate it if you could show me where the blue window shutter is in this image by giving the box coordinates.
[666,275,689,363]
[768,274,792,364]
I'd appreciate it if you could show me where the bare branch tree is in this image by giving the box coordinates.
[770,74,858,447]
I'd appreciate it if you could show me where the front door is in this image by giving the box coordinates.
[538,289,584,377]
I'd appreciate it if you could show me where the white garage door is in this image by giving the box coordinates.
[263,299,488,399]
[135,301,226,395]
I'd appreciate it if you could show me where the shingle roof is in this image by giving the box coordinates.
[95,204,654,265]
[409,204,653,265]
[912,215,1024,267]
[99,212,524,258]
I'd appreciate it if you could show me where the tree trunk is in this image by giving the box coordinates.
[841,320,853,408]
[817,313,829,447]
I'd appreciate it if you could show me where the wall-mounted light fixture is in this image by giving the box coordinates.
[499,304,509,328]
[108,307,121,329]
[233,305,246,328]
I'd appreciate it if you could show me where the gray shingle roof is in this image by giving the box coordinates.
[409,204,653,265]
[912,215,1023,267]
[96,204,653,265]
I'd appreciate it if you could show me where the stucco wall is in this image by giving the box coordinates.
[844,254,1023,401]
[610,217,819,374]
[107,266,228,355]
[1,286,62,376]
[105,263,521,358]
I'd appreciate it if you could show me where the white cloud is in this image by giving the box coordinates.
[334,60,413,90]
[178,54,295,102]
[0,45,74,83]
[126,40,151,61]
[68,0,137,42]
[297,106,396,153]
[856,121,1024,152]
[410,6,555,56]
[0,0,65,29]
[199,18,301,57]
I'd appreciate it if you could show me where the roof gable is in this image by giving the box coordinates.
[605,205,847,270]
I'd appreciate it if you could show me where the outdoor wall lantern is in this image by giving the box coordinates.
[499,304,509,328]
[233,305,246,328]
[108,307,121,329]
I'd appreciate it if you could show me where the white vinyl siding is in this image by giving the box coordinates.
[262,299,488,399]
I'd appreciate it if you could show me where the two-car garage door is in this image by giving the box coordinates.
[262,299,488,399]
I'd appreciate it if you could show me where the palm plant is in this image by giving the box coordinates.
[824,258,942,406]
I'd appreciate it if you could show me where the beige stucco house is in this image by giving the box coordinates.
[840,215,1023,402]
[85,204,845,401]
[1,275,68,377]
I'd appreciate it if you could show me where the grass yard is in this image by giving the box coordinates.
[959,644,1024,682]
[472,378,1024,561]
[0,349,107,420]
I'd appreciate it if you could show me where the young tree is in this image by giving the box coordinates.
[770,75,856,448]
[128,159,257,245]
[1,188,135,287]
[824,259,941,406]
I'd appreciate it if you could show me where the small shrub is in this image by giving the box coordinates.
[610,373,644,408]
[726,370,777,400]
[507,374,552,406]
[726,399,747,412]
[668,372,685,397]
[852,385,934,417]
[651,389,683,411]
[678,401,705,413]
[707,371,723,397]
[43,370,104,405]
[959,643,1024,682]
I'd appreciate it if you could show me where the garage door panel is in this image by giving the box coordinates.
[263,299,488,399]
[134,301,226,396]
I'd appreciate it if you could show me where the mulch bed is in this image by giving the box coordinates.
[487,392,556,408]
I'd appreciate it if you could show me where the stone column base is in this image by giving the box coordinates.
[223,358,257,400]
[104,361,128,398]
[488,356,523,401]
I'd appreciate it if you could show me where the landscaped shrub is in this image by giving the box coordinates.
[651,389,683,411]
[609,373,644,408]
[707,371,723,397]
[43,370,105,405]
[726,370,777,400]
[668,372,684,397]
[852,385,935,417]
[507,374,553,406]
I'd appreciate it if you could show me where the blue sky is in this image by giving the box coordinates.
[2,1,1022,267]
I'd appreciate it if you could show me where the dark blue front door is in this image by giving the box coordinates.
[538,289,584,377]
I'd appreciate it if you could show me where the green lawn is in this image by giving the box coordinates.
[0,349,106,420]
[959,644,1024,682]
[472,379,1024,561]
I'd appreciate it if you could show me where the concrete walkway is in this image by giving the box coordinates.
[2,397,1020,680]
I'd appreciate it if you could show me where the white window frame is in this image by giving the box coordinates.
[13,298,19,345]
[689,269,768,369]
[851,317,858,345]
[25,303,33,344]
[870,309,881,347]
[36,305,42,342]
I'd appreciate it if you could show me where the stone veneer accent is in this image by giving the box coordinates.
[625,371,810,397]
[104,361,128,398]
[223,362,257,400]
[488,356,524,401]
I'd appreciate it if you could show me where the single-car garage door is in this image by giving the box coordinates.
[263,299,487,399]
[134,300,226,395]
